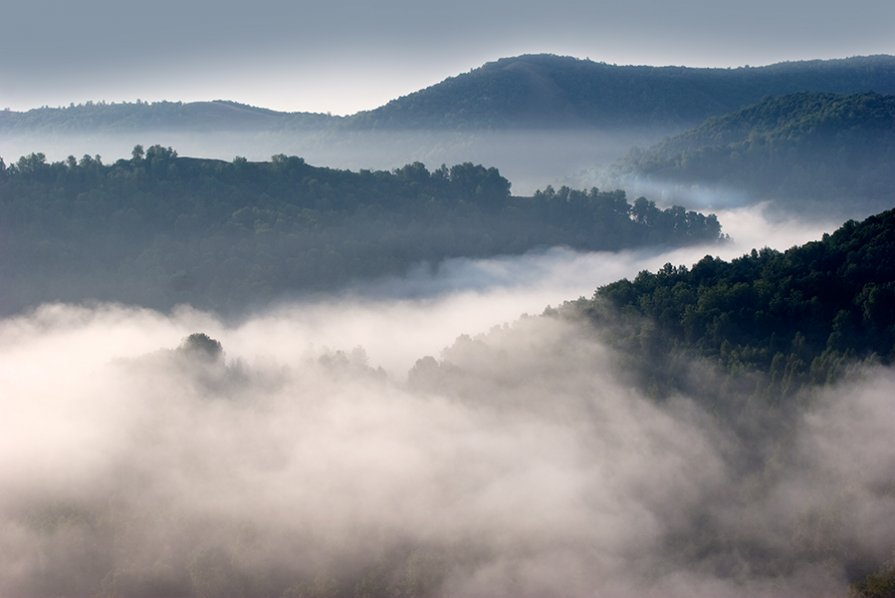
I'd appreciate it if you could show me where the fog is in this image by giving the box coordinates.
[5,206,888,597]
[606,174,895,222]
[0,128,669,195]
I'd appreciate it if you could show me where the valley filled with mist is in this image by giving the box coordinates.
[2,46,895,598]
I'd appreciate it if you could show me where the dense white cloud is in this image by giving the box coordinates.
[1,300,892,596]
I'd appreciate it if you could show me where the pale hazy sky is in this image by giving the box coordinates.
[2,0,893,114]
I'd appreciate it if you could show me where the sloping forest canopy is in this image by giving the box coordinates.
[0,146,722,315]
[568,208,895,399]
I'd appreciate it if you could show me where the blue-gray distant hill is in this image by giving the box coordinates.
[621,92,895,215]
[0,100,337,133]
[3,54,895,133]
[351,54,895,129]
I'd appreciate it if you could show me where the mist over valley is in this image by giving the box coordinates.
[2,17,895,598]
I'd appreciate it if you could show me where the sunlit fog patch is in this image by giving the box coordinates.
[0,307,725,596]
[1,299,893,597]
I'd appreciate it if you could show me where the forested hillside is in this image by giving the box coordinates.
[623,92,895,214]
[0,146,722,315]
[569,208,895,398]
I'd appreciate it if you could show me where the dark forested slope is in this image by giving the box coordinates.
[623,92,895,214]
[0,146,722,315]
[569,208,895,397]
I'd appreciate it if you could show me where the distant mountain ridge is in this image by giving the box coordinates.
[3,54,895,132]
[0,99,337,133]
[354,54,895,129]
[622,91,895,214]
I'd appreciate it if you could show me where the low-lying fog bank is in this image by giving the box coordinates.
[2,304,892,597]
[4,206,883,597]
